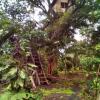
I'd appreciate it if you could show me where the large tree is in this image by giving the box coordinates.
[0,0,100,47]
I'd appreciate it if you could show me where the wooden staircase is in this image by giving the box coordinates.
[30,48,49,85]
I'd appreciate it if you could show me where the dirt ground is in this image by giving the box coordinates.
[43,93,80,100]
[41,72,86,100]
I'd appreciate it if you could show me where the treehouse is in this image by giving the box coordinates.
[51,0,69,12]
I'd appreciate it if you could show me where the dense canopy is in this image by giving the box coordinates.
[0,0,100,100]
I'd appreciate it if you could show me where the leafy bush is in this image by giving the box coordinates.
[80,56,100,71]
[0,90,43,100]
[0,54,37,92]
[52,69,59,76]
[88,77,100,91]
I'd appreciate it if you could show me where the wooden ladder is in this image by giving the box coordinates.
[30,47,49,85]
[34,53,49,85]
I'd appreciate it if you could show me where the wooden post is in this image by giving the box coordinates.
[35,70,41,85]
[29,76,36,90]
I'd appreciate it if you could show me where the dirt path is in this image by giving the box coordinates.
[43,93,80,100]
[43,86,81,100]
[42,72,86,100]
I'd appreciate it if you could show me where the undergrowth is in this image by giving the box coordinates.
[0,90,43,100]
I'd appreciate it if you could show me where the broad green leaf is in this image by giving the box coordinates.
[19,70,26,79]
[8,68,17,76]
[6,84,11,90]
[17,79,24,87]
[95,44,100,50]
[28,63,37,68]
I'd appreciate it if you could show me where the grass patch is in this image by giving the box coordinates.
[41,88,74,96]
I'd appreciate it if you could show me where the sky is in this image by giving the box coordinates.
[74,29,85,41]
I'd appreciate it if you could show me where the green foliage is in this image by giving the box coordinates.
[95,44,100,51]
[95,44,100,57]
[86,76,100,98]
[52,69,59,76]
[0,54,34,92]
[0,55,15,76]
[4,68,28,91]
[0,11,12,30]
[28,63,38,68]
[59,11,72,25]
[0,90,43,100]
[19,70,26,79]
[0,1,100,100]
[80,56,100,71]
[41,88,74,96]
[88,77,100,91]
